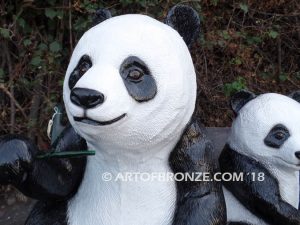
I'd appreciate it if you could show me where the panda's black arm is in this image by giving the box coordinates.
[170,118,226,225]
[219,144,300,225]
[0,125,87,201]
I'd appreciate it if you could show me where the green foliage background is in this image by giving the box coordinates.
[0,0,300,145]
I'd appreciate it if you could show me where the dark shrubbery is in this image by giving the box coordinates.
[0,0,299,145]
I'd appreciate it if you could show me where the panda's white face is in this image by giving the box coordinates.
[63,14,196,154]
[229,93,300,170]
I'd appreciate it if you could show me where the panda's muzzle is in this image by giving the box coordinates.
[70,88,126,125]
[71,87,105,109]
[295,151,300,160]
[74,114,126,126]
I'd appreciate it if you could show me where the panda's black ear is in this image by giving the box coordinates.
[92,9,112,26]
[289,91,300,103]
[230,90,256,115]
[165,5,200,47]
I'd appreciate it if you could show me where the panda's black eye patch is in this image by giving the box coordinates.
[68,55,92,89]
[120,56,157,102]
[264,124,290,149]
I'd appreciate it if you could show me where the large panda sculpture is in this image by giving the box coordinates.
[219,90,300,225]
[0,5,226,225]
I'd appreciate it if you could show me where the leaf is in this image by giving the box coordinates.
[253,36,262,43]
[230,57,242,65]
[38,43,48,51]
[0,68,4,77]
[212,0,219,6]
[23,39,32,46]
[48,55,54,64]
[59,79,64,86]
[221,30,230,40]
[247,36,262,45]
[0,28,10,39]
[56,10,64,19]
[74,17,89,31]
[295,71,300,80]
[217,40,225,47]
[268,30,279,39]
[259,72,271,79]
[45,8,57,20]
[17,17,26,28]
[49,41,61,52]
[0,68,4,83]
[279,73,287,81]
[30,56,42,66]
[120,0,134,6]
[224,77,246,96]
[239,3,249,13]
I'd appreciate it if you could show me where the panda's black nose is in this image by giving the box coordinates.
[70,88,104,109]
[295,151,300,160]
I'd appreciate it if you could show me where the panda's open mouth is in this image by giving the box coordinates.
[73,114,126,126]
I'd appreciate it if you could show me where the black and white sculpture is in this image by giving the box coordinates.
[0,5,226,225]
[220,90,300,225]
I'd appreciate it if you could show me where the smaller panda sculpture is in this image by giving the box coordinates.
[219,90,300,225]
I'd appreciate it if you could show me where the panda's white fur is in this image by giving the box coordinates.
[225,93,300,224]
[63,14,197,225]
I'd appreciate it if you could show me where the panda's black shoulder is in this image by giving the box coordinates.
[218,144,297,224]
[169,117,217,175]
[169,118,227,225]
[219,144,280,198]
[25,201,68,225]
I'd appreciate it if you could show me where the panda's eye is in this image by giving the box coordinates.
[78,61,90,75]
[121,58,148,83]
[274,132,285,140]
[264,124,290,149]
[68,55,92,89]
[128,69,143,81]
[119,56,157,102]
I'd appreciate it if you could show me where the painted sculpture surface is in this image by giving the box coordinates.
[219,90,300,225]
[0,5,226,225]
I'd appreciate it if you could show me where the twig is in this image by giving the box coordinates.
[287,77,300,88]
[277,37,282,78]
[255,47,276,75]
[69,0,73,52]
[31,6,71,10]
[250,8,300,17]
[0,84,27,119]
[295,16,300,46]
[3,42,16,133]
[9,7,23,29]
[28,74,43,139]
[227,8,236,30]
[202,48,208,78]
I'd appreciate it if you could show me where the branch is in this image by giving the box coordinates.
[0,84,27,120]
[250,8,300,17]
[277,37,282,78]
[69,0,73,52]
[3,42,16,133]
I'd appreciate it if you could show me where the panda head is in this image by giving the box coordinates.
[228,90,300,170]
[63,6,200,153]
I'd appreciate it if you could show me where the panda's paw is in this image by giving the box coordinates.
[0,135,37,185]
